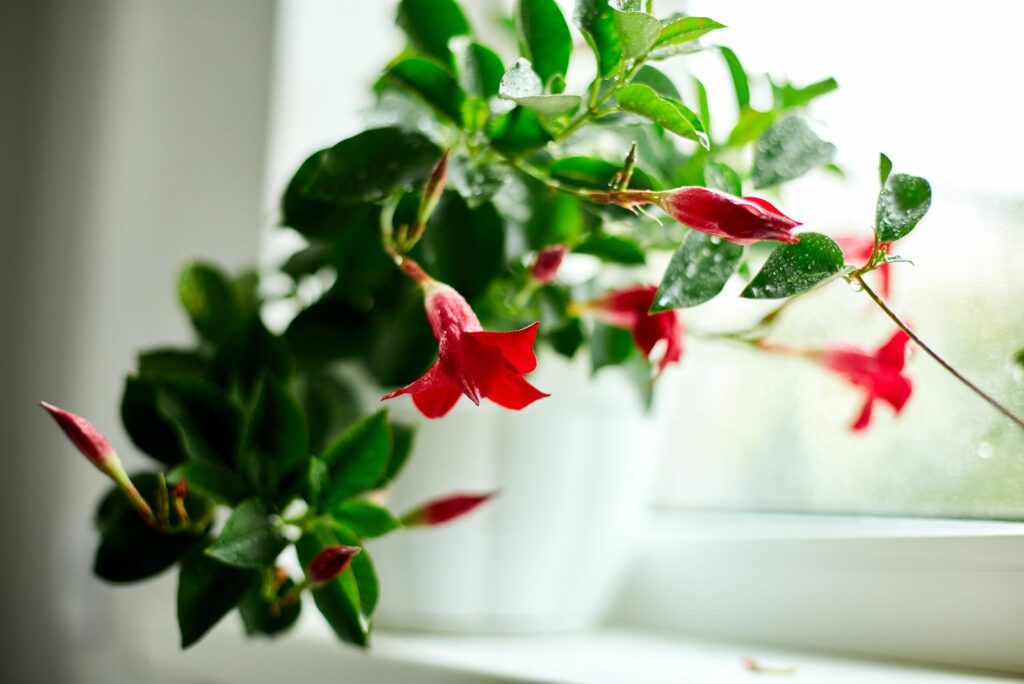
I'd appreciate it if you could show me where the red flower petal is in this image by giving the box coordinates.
[876,330,910,371]
[485,367,550,410]
[466,322,540,374]
[851,396,875,431]
[411,381,463,418]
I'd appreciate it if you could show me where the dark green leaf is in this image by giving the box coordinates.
[365,282,436,388]
[704,160,742,195]
[719,46,749,110]
[516,0,572,85]
[322,410,392,507]
[286,299,373,368]
[239,576,302,637]
[631,65,680,100]
[167,461,247,505]
[751,116,836,189]
[653,232,744,310]
[612,8,661,60]
[616,84,709,148]
[215,315,293,398]
[137,349,213,383]
[547,317,584,358]
[239,375,309,501]
[573,0,622,77]
[655,16,724,49]
[205,499,287,569]
[385,57,465,125]
[574,235,646,264]
[452,40,504,99]
[296,523,370,646]
[419,192,505,301]
[281,157,375,239]
[879,153,893,186]
[526,188,585,249]
[1014,348,1024,370]
[487,106,552,156]
[449,155,510,208]
[741,232,845,299]
[295,372,361,455]
[296,128,440,207]
[876,172,931,243]
[332,500,402,539]
[306,457,329,509]
[550,155,662,190]
[179,262,243,344]
[395,0,470,66]
[591,322,636,372]
[177,548,253,648]
[375,422,415,488]
[772,76,838,110]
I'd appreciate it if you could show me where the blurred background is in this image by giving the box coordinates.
[2,0,1022,681]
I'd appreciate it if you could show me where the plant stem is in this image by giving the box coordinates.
[853,273,1024,430]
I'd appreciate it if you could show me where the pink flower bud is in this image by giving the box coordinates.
[530,245,568,284]
[308,545,361,586]
[40,401,117,472]
[402,492,495,526]
[656,187,801,245]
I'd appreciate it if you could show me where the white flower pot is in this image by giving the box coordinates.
[367,352,661,633]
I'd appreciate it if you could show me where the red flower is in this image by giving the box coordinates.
[656,187,801,245]
[584,285,684,375]
[836,235,891,298]
[819,330,913,431]
[382,276,548,419]
[308,545,361,586]
[530,244,568,284]
[401,492,494,526]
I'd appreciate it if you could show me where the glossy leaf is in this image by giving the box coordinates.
[385,58,465,124]
[612,8,661,60]
[879,153,893,186]
[177,548,253,648]
[375,422,415,488]
[656,16,724,49]
[295,372,361,456]
[751,117,836,189]
[653,232,744,310]
[167,461,247,505]
[741,232,845,299]
[296,523,370,646]
[499,58,580,117]
[590,323,636,372]
[448,155,510,208]
[452,39,504,99]
[574,235,646,264]
[179,262,242,344]
[286,298,373,368]
[419,192,505,301]
[215,315,293,398]
[205,499,287,569]
[295,128,440,207]
[487,106,552,155]
[631,65,680,100]
[616,84,709,148]
[704,160,742,196]
[719,46,749,110]
[516,0,572,86]
[321,410,392,507]
[395,0,470,66]
[239,375,308,501]
[876,172,931,243]
[550,156,662,190]
[573,0,622,77]
[239,577,302,637]
[332,500,402,539]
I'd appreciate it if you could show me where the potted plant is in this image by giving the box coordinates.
[41,0,1024,650]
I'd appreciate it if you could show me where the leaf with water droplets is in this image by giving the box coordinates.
[653,16,724,56]
[384,57,465,124]
[741,233,844,299]
[574,0,622,77]
[516,0,572,86]
[751,117,835,189]
[616,83,710,148]
[876,172,931,243]
[499,59,580,118]
[879,153,893,186]
[612,7,662,60]
[653,232,744,310]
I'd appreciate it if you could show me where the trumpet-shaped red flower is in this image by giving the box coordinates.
[308,545,361,586]
[382,270,548,419]
[836,235,892,298]
[819,330,913,431]
[656,187,801,245]
[401,492,495,526]
[584,285,683,375]
[530,244,568,284]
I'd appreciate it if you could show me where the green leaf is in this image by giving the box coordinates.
[612,8,661,61]
[448,155,510,208]
[741,232,845,299]
[1014,348,1024,371]
[526,187,585,249]
[573,0,622,77]
[550,155,662,190]
[727,106,776,147]
[487,106,552,156]
[653,232,744,310]
[385,57,465,125]
[772,76,838,110]
[876,172,931,243]
[516,0,572,86]
[694,77,711,137]
[395,0,470,66]
[616,84,709,148]
[332,500,402,539]
[751,117,836,189]
[322,410,392,507]
[215,315,293,399]
[375,422,415,488]
[167,461,247,505]
[704,160,742,195]
[286,298,373,368]
[239,576,302,637]
[498,58,580,118]
[296,523,370,646]
[179,262,243,344]
[548,317,585,358]
[93,475,210,583]
[574,235,646,264]
[295,128,440,207]
[590,322,636,372]
[177,548,253,648]
[137,349,213,383]
[418,192,505,301]
[452,39,505,99]
[655,16,724,49]
[719,46,750,110]
[630,65,680,100]
[239,375,308,501]
[205,499,287,569]
[296,372,361,456]
[879,153,893,186]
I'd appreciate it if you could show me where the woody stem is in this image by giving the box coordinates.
[853,273,1024,431]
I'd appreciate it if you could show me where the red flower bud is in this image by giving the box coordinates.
[819,330,912,431]
[656,187,801,245]
[174,479,188,500]
[402,492,494,526]
[417,150,449,227]
[382,278,549,418]
[836,235,891,298]
[308,545,361,586]
[582,285,684,376]
[530,244,568,284]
